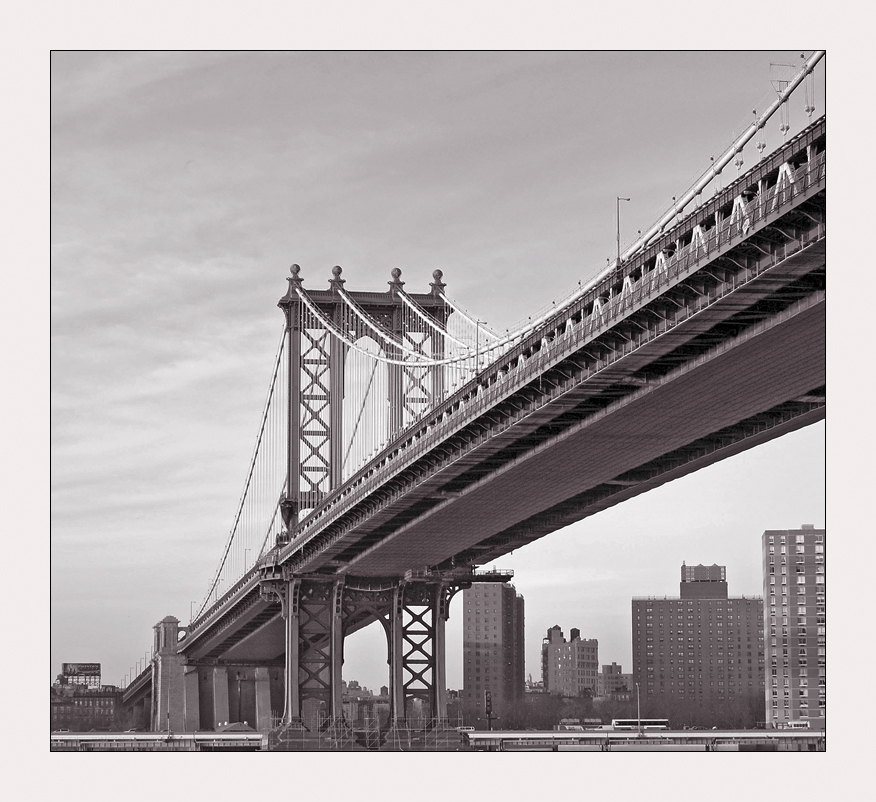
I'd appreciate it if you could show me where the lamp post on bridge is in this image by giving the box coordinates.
[617,196,631,264]
[475,320,486,375]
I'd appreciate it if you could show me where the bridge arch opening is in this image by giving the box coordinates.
[341,618,391,730]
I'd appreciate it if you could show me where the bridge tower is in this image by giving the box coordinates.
[261,265,473,744]
[276,264,449,535]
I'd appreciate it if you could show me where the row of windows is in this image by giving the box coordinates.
[645,681,759,690]
[768,605,824,616]
[52,698,116,707]
[768,554,824,565]
[768,544,824,554]
[769,564,826,574]
[767,534,824,544]
[772,700,826,709]
[641,608,756,615]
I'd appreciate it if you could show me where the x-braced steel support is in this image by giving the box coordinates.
[389,581,459,726]
[261,572,463,737]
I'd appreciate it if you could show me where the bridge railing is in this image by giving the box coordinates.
[190,564,263,631]
[277,133,825,566]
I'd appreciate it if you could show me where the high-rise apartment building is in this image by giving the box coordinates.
[462,582,525,719]
[541,626,599,697]
[632,565,764,712]
[761,525,825,729]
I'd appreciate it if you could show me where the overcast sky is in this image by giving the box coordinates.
[50,51,827,692]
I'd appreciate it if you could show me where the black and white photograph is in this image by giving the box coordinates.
[35,32,855,792]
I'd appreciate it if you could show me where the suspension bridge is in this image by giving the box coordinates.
[122,53,825,747]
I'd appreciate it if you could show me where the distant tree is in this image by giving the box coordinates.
[629,690,765,730]
[593,697,637,724]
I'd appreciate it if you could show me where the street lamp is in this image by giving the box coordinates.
[617,197,631,263]
[635,681,642,736]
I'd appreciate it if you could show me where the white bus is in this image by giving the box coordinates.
[776,720,811,730]
[610,718,670,731]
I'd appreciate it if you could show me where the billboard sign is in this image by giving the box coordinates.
[62,663,101,677]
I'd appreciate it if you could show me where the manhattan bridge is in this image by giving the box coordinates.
[120,52,825,749]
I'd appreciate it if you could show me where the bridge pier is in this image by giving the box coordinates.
[173,662,280,732]
[388,584,405,725]
[382,579,460,749]
[183,666,199,731]
[263,576,347,735]
[151,616,187,732]
[211,665,230,728]
[254,667,272,730]
[259,571,471,746]
[280,578,302,728]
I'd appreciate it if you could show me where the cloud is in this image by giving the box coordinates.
[50,51,826,689]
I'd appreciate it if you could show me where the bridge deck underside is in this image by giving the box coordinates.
[292,236,825,575]
[345,298,823,574]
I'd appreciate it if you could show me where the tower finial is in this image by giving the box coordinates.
[430,268,446,296]
[329,264,345,291]
[388,267,404,294]
[280,264,303,305]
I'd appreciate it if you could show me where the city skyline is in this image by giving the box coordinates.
[51,51,826,693]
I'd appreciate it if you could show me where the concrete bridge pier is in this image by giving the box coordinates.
[183,666,199,731]
[150,617,278,734]
[151,616,187,732]
[184,662,276,732]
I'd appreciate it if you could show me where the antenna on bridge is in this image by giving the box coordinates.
[616,197,630,264]
[754,110,766,161]
[770,62,795,140]
[802,52,817,118]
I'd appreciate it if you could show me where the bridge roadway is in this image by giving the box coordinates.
[180,118,825,669]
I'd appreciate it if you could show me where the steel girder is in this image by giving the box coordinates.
[259,572,470,730]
